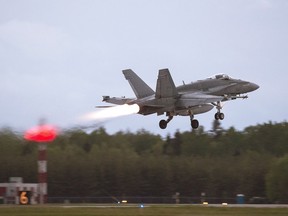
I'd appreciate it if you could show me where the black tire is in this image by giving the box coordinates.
[159,120,167,129]
[191,119,199,129]
[219,112,225,120]
[214,113,220,120]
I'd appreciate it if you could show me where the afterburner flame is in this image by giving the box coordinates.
[80,104,140,121]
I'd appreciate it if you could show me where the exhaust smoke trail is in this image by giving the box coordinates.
[18,105,140,135]
[80,104,140,122]
[11,105,139,137]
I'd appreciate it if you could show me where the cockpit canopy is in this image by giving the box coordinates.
[210,74,232,80]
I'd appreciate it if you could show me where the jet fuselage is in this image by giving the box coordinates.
[101,70,259,129]
[177,74,259,97]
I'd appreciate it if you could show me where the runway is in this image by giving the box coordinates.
[1,204,288,216]
[61,204,288,208]
[201,204,288,208]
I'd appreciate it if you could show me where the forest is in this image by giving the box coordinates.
[1,121,288,203]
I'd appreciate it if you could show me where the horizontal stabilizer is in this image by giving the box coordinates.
[102,96,134,105]
[123,69,155,99]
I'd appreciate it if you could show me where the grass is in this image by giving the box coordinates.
[0,204,288,216]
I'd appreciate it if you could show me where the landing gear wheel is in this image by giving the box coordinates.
[191,119,199,129]
[219,112,225,120]
[215,112,225,120]
[215,113,220,120]
[159,120,167,129]
[159,115,173,129]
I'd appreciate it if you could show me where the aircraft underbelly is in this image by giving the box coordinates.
[136,99,170,115]
[175,104,214,116]
[176,96,220,108]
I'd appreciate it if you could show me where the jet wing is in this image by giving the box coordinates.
[177,92,224,108]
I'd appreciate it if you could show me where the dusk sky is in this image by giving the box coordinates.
[1,0,287,136]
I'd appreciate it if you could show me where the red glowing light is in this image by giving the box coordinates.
[24,125,57,142]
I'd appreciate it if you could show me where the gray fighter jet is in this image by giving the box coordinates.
[102,69,259,129]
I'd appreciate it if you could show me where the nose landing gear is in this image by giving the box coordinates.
[215,112,225,120]
[213,101,225,120]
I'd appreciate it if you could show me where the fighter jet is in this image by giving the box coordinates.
[101,69,259,129]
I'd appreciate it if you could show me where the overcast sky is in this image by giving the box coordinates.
[1,0,287,136]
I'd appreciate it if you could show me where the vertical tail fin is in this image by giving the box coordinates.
[122,69,155,99]
[156,68,178,99]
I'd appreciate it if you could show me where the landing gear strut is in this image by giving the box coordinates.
[159,113,200,130]
[159,116,173,129]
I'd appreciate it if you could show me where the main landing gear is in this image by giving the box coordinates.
[190,115,199,129]
[158,101,226,130]
[159,115,199,130]
[159,116,173,129]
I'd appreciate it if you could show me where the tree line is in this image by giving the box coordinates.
[0,121,288,203]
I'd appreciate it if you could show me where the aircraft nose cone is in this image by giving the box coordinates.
[250,82,259,91]
[244,82,259,92]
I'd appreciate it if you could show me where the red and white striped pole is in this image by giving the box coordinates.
[24,123,57,205]
[38,143,47,204]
